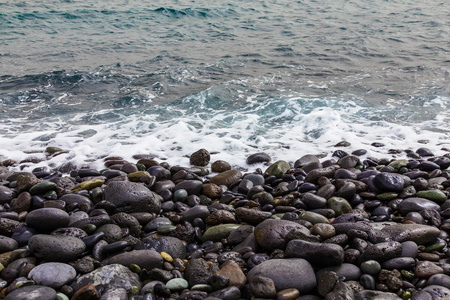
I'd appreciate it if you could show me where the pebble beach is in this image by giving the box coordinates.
[0,145,450,300]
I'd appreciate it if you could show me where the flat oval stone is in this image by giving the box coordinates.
[210,170,242,187]
[248,258,316,293]
[202,224,241,242]
[59,194,92,208]
[28,262,76,288]
[246,152,271,165]
[174,180,203,196]
[28,234,86,262]
[398,197,440,215]
[415,261,444,279]
[0,186,13,204]
[0,236,18,252]
[102,250,163,271]
[26,208,70,232]
[29,181,57,195]
[426,274,450,288]
[182,205,210,223]
[416,190,447,204]
[166,278,189,291]
[4,285,56,300]
[381,257,415,270]
[369,223,440,245]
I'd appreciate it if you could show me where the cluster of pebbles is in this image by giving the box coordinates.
[0,145,450,300]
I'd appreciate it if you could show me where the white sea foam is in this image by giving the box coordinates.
[0,94,449,174]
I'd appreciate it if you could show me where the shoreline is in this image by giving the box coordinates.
[0,146,450,299]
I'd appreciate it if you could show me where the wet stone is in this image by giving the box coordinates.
[247,258,316,293]
[4,285,57,300]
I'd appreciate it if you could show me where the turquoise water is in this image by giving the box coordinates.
[0,0,449,170]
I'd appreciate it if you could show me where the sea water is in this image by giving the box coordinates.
[0,0,449,172]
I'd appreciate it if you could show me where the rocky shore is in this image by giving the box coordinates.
[1,145,450,300]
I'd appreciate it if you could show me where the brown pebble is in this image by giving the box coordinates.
[71,284,99,300]
[276,288,300,300]
[417,252,440,261]
[415,261,444,278]
[215,261,247,289]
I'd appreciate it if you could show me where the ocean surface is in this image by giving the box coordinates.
[0,0,449,172]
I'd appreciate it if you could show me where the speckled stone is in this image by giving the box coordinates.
[4,285,57,300]
[28,234,85,262]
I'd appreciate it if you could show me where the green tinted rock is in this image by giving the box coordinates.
[377,192,398,201]
[166,278,189,291]
[327,197,352,216]
[202,224,241,242]
[71,179,104,192]
[298,211,329,224]
[127,171,151,182]
[265,160,290,178]
[29,181,57,195]
[417,190,447,204]
[388,159,409,170]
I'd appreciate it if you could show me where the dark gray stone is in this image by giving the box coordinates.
[29,234,85,262]
[373,173,404,193]
[398,197,440,215]
[143,236,187,259]
[411,285,450,300]
[286,239,344,266]
[247,153,271,165]
[174,180,203,196]
[316,263,362,282]
[247,258,316,293]
[254,219,312,252]
[104,181,162,213]
[359,241,402,263]
[102,250,163,270]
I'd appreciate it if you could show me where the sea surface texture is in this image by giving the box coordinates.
[0,0,449,170]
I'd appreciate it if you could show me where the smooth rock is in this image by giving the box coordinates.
[102,250,163,271]
[248,258,316,293]
[202,224,241,242]
[4,285,57,300]
[26,208,70,232]
[104,181,162,213]
[398,197,440,215]
[210,170,242,187]
[264,160,291,178]
[215,261,247,289]
[247,153,271,165]
[316,263,362,282]
[28,262,76,288]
